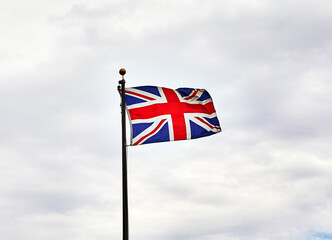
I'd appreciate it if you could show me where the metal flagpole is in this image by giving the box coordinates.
[118,68,129,240]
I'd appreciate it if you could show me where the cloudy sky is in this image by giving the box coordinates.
[1,0,332,239]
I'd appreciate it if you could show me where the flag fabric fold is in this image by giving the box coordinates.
[123,86,221,146]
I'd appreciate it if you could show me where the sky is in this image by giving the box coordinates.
[1,0,332,239]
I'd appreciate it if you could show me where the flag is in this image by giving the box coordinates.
[124,86,221,145]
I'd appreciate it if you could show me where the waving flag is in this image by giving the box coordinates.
[124,86,221,145]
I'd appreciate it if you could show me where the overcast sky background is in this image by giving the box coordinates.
[1,0,332,239]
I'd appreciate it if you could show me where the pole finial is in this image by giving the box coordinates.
[119,68,126,76]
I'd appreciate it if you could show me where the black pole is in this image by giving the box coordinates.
[118,68,128,240]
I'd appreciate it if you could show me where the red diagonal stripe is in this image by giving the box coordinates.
[126,90,156,101]
[195,117,221,130]
[134,119,167,145]
[184,89,199,100]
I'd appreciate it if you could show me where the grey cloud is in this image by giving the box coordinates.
[1,0,332,240]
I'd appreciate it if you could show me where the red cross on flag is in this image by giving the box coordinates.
[124,86,221,145]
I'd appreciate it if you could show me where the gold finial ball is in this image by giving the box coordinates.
[119,68,126,76]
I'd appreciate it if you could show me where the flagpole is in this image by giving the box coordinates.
[118,68,129,240]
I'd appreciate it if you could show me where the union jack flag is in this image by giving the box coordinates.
[124,86,221,145]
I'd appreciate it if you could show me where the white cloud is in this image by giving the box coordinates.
[1,0,332,239]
